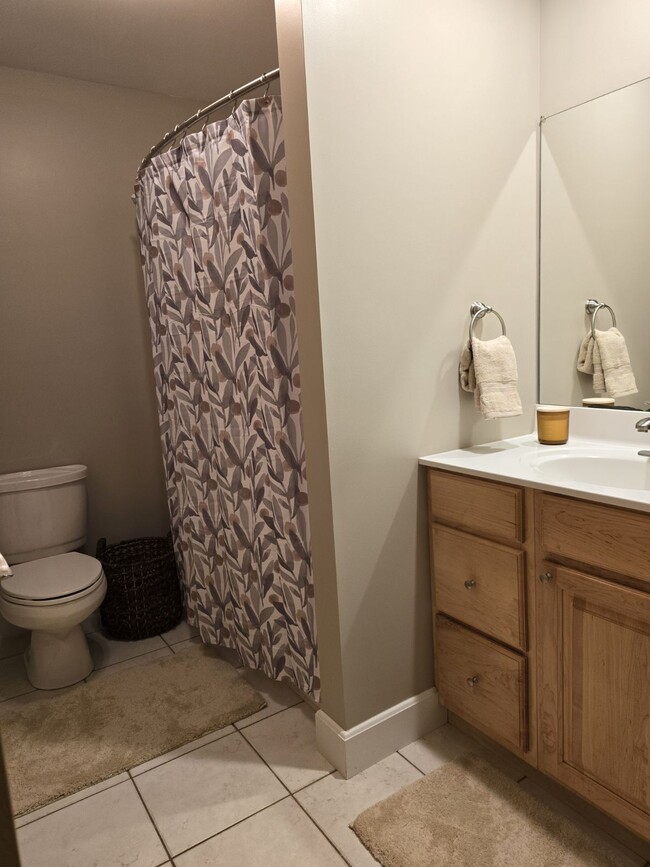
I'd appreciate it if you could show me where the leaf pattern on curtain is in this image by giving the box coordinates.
[134,97,319,699]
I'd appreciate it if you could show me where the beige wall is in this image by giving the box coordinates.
[274,1,347,726]
[541,0,650,115]
[539,0,650,407]
[0,67,201,556]
[279,0,539,729]
[0,0,278,104]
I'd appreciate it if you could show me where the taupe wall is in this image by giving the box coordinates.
[274,1,347,726]
[278,0,539,730]
[0,67,201,553]
[540,0,650,115]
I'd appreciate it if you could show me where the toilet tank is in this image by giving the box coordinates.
[0,466,88,564]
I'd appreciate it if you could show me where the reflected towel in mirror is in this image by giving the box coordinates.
[459,336,523,419]
[577,327,637,398]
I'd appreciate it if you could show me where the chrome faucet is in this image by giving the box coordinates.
[635,417,650,456]
[0,552,13,578]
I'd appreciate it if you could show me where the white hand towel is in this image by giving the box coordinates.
[459,340,476,393]
[459,336,523,419]
[577,332,606,393]
[577,327,637,398]
[595,327,637,397]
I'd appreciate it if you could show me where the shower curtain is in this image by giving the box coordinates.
[134,97,319,699]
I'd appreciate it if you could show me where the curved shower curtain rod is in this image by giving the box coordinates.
[135,67,281,182]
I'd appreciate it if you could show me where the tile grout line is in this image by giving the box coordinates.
[236,712,351,863]
[14,774,129,829]
[395,750,427,776]
[167,639,203,654]
[133,714,300,863]
[17,703,306,832]
[291,769,336,795]
[235,724,295,796]
[4,634,176,705]
[0,687,35,704]
[90,642,171,672]
[167,794,294,861]
[8,638,340,862]
[0,648,28,662]
[128,770,175,864]
[233,716,335,800]
[18,738,297,862]
[9,635,177,821]
[233,696,303,731]
[133,699,305,779]
[289,793,355,867]
[289,763,340,798]
[131,727,239,777]
[125,699,296,767]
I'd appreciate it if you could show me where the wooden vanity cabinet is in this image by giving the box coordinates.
[428,468,650,841]
[537,494,650,841]
[428,469,537,763]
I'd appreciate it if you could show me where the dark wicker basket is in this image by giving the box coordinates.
[96,535,182,640]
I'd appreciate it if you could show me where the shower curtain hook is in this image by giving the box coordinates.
[229,90,239,118]
[169,124,182,148]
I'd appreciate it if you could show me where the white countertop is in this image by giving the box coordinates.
[419,408,650,513]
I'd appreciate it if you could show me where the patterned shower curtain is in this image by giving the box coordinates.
[134,97,319,699]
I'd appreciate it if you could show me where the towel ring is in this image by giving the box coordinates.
[585,299,617,336]
[469,301,507,342]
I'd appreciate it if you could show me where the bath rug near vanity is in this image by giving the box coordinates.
[0,645,265,816]
[351,753,632,867]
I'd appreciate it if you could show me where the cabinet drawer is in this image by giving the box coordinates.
[540,494,650,584]
[433,526,526,650]
[435,615,528,753]
[428,469,524,544]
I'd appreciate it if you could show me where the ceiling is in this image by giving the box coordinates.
[0,0,279,103]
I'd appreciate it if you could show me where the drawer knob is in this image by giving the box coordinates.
[539,572,553,584]
[464,579,477,589]
[466,675,480,688]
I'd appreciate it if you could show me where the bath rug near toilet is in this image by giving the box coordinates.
[351,753,632,867]
[0,645,266,816]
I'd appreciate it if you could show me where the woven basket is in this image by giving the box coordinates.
[96,535,182,640]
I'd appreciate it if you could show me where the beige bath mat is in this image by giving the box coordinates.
[352,753,632,866]
[0,645,265,816]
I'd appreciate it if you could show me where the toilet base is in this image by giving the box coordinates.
[25,624,94,690]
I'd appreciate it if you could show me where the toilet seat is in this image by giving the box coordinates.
[0,552,104,606]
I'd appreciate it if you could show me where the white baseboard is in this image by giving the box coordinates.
[315,687,447,779]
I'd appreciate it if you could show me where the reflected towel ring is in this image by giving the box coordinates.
[469,301,507,342]
[585,299,617,336]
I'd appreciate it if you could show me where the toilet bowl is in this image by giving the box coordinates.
[0,552,107,689]
[0,465,106,690]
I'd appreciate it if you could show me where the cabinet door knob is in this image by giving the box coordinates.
[464,579,476,589]
[539,572,553,584]
[466,675,480,687]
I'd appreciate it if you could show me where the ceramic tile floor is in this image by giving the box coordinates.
[2,626,649,867]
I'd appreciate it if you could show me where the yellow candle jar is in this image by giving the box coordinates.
[537,405,570,445]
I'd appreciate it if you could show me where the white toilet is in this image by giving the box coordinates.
[0,465,106,690]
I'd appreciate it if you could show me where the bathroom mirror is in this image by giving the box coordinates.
[538,77,650,410]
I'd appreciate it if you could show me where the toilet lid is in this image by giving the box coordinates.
[0,552,103,602]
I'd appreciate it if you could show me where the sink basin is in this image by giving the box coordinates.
[531,450,650,491]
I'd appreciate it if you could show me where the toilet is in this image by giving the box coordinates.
[0,465,106,690]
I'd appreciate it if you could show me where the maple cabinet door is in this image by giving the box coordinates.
[537,564,650,840]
